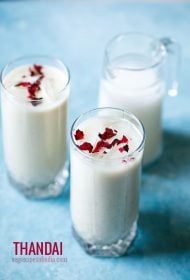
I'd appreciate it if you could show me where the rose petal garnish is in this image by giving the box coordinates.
[110,135,128,146]
[92,140,112,153]
[119,147,124,153]
[123,144,129,152]
[98,127,117,140]
[29,64,43,76]
[15,82,32,87]
[110,138,120,146]
[119,144,129,153]
[28,82,41,98]
[93,135,129,153]
[120,135,128,144]
[78,142,93,153]
[15,65,44,106]
[34,64,43,75]
[76,128,129,155]
[74,129,84,140]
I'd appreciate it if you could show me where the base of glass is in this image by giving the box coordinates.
[73,221,137,257]
[7,161,69,199]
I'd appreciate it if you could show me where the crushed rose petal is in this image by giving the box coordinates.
[92,140,112,153]
[76,127,130,156]
[119,135,128,144]
[74,129,84,140]
[123,144,129,152]
[110,135,128,147]
[119,144,129,153]
[28,82,41,98]
[119,147,124,153]
[98,127,117,140]
[15,65,44,105]
[92,135,129,153]
[15,82,32,87]
[78,142,93,153]
[29,64,44,76]
[110,138,120,146]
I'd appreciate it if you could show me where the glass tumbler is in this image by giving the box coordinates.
[70,107,145,257]
[1,56,70,198]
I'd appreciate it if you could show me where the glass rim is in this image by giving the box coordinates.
[104,31,166,71]
[0,55,70,102]
[70,107,145,162]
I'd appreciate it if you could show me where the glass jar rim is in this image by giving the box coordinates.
[0,55,70,103]
[70,107,145,162]
[104,31,166,71]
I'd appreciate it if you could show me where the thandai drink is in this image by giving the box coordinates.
[70,108,145,257]
[1,56,70,198]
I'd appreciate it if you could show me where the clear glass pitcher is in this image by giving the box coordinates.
[99,32,180,166]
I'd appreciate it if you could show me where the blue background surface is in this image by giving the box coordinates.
[0,1,190,279]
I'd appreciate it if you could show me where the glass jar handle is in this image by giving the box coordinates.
[161,37,181,97]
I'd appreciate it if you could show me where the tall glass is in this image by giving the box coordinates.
[99,32,180,166]
[0,56,70,198]
[70,108,145,257]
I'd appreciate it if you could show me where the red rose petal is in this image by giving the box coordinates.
[76,128,129,156]
[119,144,129,153]
[29,69,36,76]
[15,66,44,106]
[123,144,129,152]
[92,140,112,153]
[28,83,41,98]
[15,82,32,87]
[78,142,93,153]
[29,64,43,76]
[74,129,84,140]
[110,138,120,147]
[34,64,43,75]
[92,134,129,153]
[99,127,117,140]
[120,135,128,144]
[110,135,128,147]
[119,147,124,153]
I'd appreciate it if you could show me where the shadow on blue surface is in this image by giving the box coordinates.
[146,130,190,176]
[137,209,190,256]
[133,130,190,257]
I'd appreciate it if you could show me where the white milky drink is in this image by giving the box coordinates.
[70,108,145,257]
[99,58,164,165]
[1,57,70,198]
[98,33,180,166]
